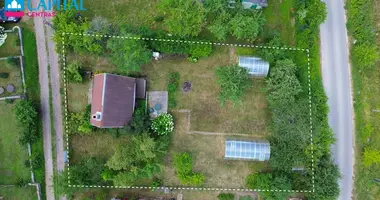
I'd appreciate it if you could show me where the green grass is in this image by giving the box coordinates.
[0,186,38,200]
[263,0,296,45]
[0,102,30,184]
[142,47,269,135]
[22,26,45,200]
[0,32,21,57]
[81,0,162,28]
[0,59,24,97]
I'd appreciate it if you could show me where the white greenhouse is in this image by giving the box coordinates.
[225,139,270,161]
[238,56,270,77]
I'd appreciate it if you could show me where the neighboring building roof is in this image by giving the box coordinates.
[238,56,270,77]
[225,139,270,161]
[90,73,146,128]
[242,0,268,9]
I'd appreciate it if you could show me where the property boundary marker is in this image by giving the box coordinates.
[61,32,314,193]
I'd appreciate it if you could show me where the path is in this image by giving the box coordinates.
[320,0,354,199]
[32,2,55,199]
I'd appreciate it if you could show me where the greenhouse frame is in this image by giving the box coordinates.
[238,56,270,77]
[225,139,270,161]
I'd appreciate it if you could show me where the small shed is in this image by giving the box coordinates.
[238,56,269,77]
[225,139,270,161]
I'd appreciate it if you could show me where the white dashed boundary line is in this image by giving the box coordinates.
[61,32,314,193]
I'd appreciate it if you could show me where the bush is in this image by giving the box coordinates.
[168,72,180,108]
[215,65,250,106]
[67,61,83,83]
[15,178,28,187]
[0,72,9,78]
[363,148,380,167]
[7,57,19,67]
[188,43,213,58]
[68,105,92,134]
[151,113,174,136]
[5,98,14,104]
[71,157,105,185]
[173,152,205,186]
[217,193,235,200]
[239,196,253,200]
[352,44,378,70]
[14,100,39,145]
[122,100,151,134]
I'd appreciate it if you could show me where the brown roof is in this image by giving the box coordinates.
[91,73,144,128]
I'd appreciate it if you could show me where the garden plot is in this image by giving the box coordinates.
[0,58,24,98]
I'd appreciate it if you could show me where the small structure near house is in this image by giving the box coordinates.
[238,56,270,77]
[148,91,168,119]
[225,139,270,161]
[6,84,15,93]
[0,87,4,95]
[90,73,146,128]
[242,0,268,9]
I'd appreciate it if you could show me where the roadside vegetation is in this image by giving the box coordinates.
[52,0,339,199]
[346,0,380,199]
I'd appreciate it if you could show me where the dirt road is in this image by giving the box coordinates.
[33,7,55,200]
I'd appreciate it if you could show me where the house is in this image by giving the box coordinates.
[241,0,268,9]
[238,56,270,77]
[225,139,270,161]
[90,73,146,128]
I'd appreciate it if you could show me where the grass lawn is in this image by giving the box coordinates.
[0,32,21,58]
[263,0,296,45]
[0,186,38,200]
[81,0,161,28]
[0,102,30,184]
[0,59,24,97]
[142,47,269,135]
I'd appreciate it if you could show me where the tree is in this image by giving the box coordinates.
[363,148,380,167]
[107,31,151,73]
[229,11,265,41]
[159,0,206,37]
[305,155,340,200]
[14,100,38,125]
[151,113,174,136]
[217,193,235,200]
[0,26,7,47]
[67,61,83,83]
[53,9,92,52]
[266,59,302,107]
[83,16,113,54]
[71,157,105,185]
[215,65,250,106]
[207,12,231,41]
[106,133,168,185]
[257,37,287,63]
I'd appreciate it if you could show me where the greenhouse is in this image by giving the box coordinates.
[238,56,270,77]
[225,139,270,161]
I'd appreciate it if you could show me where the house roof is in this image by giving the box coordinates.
[91,73,146,128]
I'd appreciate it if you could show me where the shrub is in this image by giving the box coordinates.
[168,72,180,108]
[188,43,213,58]
[217,193,235,200]
[15,178,28,187]
[0,72,9,78]
[239,196,253,200]
[68,105,92,134]
[173,152,205,186]
[7,57,19,67]
[151,113,174,136]
[363,148,380,167]
[14,100,38,144]
[215,65,250,106]
[5,98,14,104]
[67,61,83,83]
[122,100,151,134]
[352,44,378,70]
